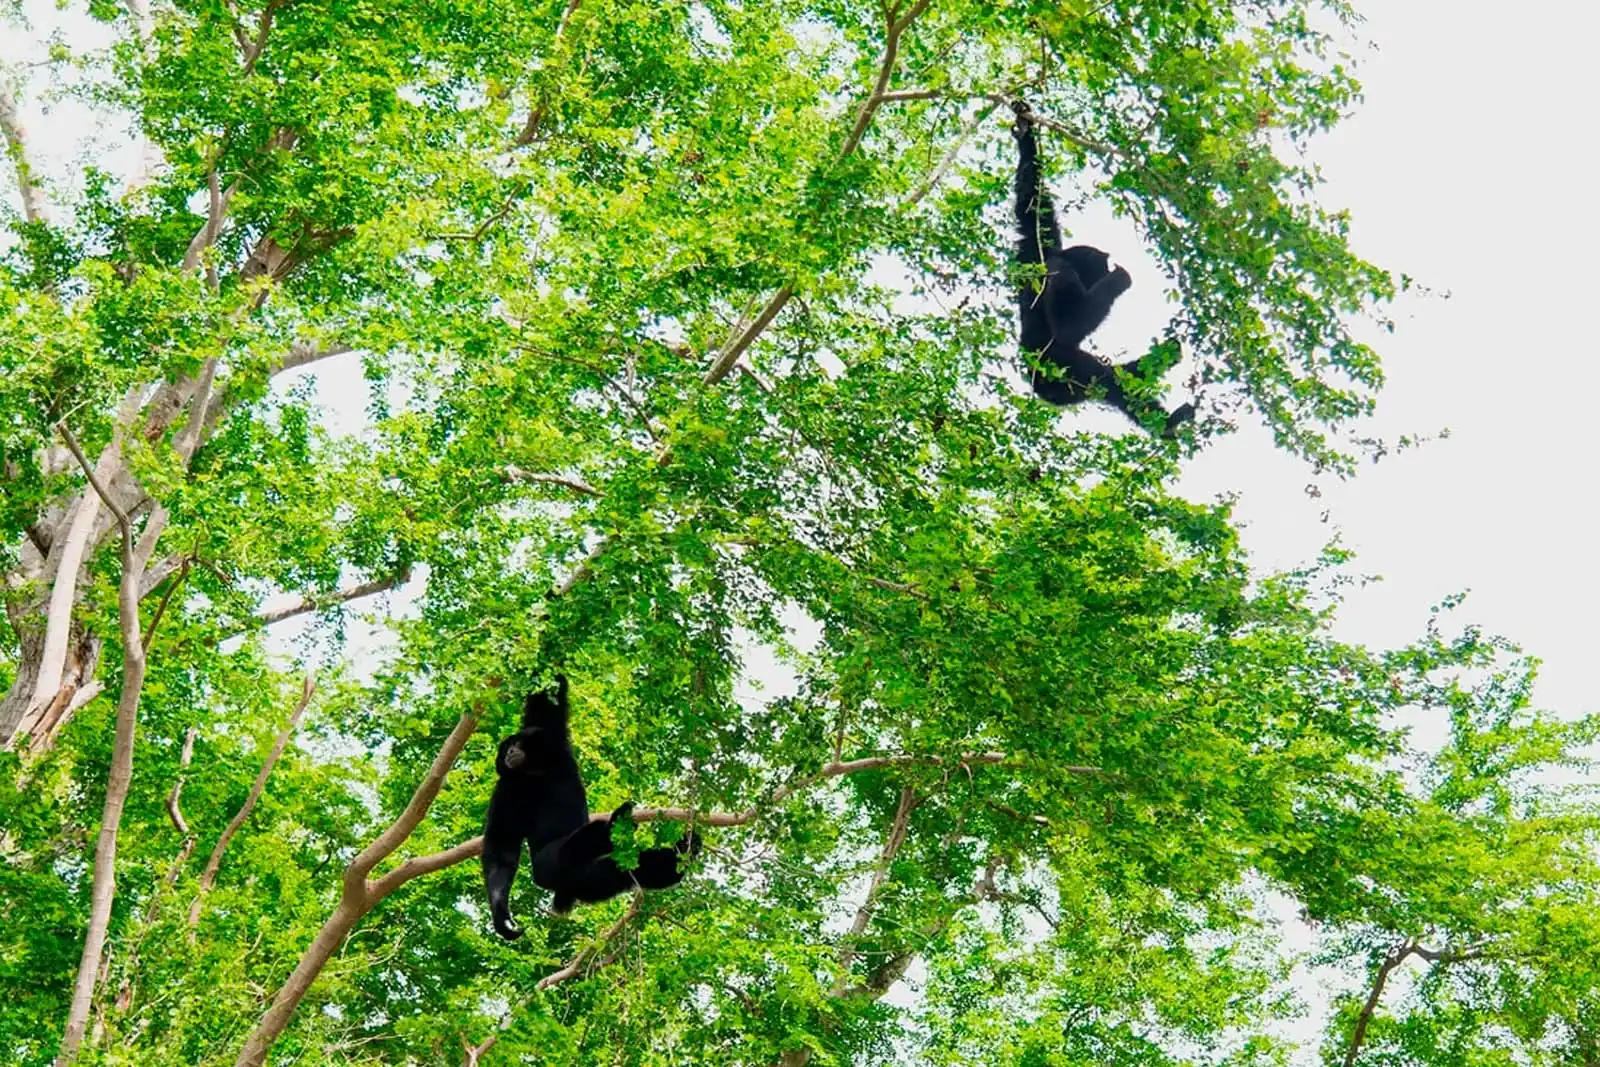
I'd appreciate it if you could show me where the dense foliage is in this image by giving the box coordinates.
[2,0,1597,1065]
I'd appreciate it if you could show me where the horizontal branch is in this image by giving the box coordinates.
[254,569,410,627]
[503,465,602,497]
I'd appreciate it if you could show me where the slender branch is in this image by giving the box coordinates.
[833,786,917,990]
[232,695,492,1067]
[1341,940,1415,1067]
[553,541,608,598]
[188,676,315,930]
[703,0,933,387]
[240,0,282,75]
[875,88,943,102]
[0,83,49,224]
[903,100,1001,208]
[504,466,602,497]
[167,727,198,836]
[113,726,200,1015]
[53,423,152,1067]
[838,0,935,161]
[534,888,645,990]
[514,0,584,145]
[253,569,410,627]
[180,167,235,275]
[142,558,190,653]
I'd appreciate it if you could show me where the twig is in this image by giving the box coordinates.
[188,676,315,931]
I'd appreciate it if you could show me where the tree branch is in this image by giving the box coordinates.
[1341,940,1414,1067]
[53,423,154,1067]
[0,83,49,224]
[701,0,932,386]
[232,692,494,1067]
[534,888,645,990]
[188,676,315,930]
[253,568,411,627]
[504,466,602,497]
[833,786,917,991]
[514,0,584,145]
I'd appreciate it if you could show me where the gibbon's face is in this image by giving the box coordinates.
[497,729,547,775]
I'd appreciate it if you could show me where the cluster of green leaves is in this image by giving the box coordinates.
[2,0,1598,1065]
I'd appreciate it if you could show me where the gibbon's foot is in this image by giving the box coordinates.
[609,800,635,824]
[493,917,524,941]
[550,893,576,916]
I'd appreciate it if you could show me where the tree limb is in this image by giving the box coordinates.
[253,569,411,627]
[53,423,156,1067]
[534,888,645,991]
[514,0,584,145]
[1341,940,1414,1067]
[0,83,49,224]
[701,0,933,386]
[188,676,315,931]
[503,466,603,497]
[833,786,917,991]
[232,693,493,1067]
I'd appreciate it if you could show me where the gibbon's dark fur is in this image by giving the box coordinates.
[1012,101,1194,437]
[481,676,700,939]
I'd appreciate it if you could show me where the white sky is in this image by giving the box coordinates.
[5,1,1598,1055]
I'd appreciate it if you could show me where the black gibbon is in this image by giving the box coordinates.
[1012,100,1194,437]
[481,676,700,939]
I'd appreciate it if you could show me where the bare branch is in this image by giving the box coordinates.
[53,423,153,1067]
[0,83,49,224]
[504,465,602,497]
[704,0,932,387]
[233,690,495,1067]
[366,836,484,899]
[535,888,645,991]
[188,677,315,930]
[553,541,608,598]
[254,569,410,627]
[833,786,917,990]
[626,751,1064,828]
